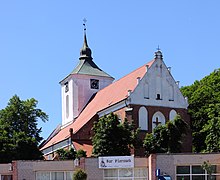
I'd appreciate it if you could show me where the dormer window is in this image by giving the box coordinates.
[64,82,69,93]
[90,79,99,89]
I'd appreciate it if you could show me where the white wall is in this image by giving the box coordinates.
[130,58,188,109]
[61,74,113,126]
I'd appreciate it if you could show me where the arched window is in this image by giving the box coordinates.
[169,109,177,121]
[66,95,69,118]
[138,107,148,130]
[152,111,165,130]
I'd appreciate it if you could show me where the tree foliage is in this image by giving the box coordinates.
[181,69,220,152]
[143,115,188,156]
[76,149,87,158]
[0,95,48,163]
[56,148,87,160]
[92,113,139,156]
[56,148,77,160]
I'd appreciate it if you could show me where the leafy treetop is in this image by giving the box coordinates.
[0,95,48,163]
[181,69,220,152]
[92,113,139,157]
[143,115,188,156]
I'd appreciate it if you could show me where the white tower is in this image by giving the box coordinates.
[60,26,114,126]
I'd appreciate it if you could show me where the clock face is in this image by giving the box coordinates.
[90,79,99,89]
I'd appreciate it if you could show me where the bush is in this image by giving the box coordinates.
[73,169,87,180]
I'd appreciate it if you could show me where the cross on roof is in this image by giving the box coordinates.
[157,45,160,51]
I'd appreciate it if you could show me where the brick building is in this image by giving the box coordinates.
[1,153,220,180]
[40,27,191,159]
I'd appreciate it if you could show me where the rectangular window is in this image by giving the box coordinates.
[1,175,13,180]
[134,168,148,178]
[104,169,118,177]
[177,166,190,174]
[36,172,50,180]
[51,172,64,180]
[212,165,220,174]
[104,168,148,180]
[36,171,73,180]
[192,175,205,180]
[176,165,220,180]
[66,172,73,180]
[156,94,162,100]
[119,168,133,177]
[176,176,190,180]
[192,165,205,174]
[211,175,220,179]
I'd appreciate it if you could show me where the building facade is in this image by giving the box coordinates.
[1,153,220,180]
[40,27,191,158]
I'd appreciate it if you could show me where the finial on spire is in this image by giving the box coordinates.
[156,45,160,51]
[83,18,87,32]
[80,18,92,60]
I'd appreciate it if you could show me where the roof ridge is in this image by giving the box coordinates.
[74,59,85,74]
[97,59,155,94]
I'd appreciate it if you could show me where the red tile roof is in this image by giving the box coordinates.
[41,59,155,151]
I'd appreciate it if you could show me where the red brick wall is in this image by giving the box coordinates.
[125,105,192,155]
[12,161,17,180]
[68,104,191,157]
[148,154,157,180]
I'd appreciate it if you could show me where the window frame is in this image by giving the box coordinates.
[176,164,220,180]
[103,168,148,180]
[35,171,74,180]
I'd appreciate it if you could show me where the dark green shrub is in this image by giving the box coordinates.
[73,169,87,180]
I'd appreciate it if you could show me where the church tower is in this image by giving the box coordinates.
[60,24,114,126]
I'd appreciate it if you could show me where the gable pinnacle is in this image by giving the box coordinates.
[155,46,163,60]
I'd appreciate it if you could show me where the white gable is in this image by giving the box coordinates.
[129,57,188,109]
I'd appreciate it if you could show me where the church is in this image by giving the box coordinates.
[40,27,191,159]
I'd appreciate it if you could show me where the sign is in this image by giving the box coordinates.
[98,156,134,169]
[156,169,160,176]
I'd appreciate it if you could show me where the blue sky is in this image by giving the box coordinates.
[0,1,219,139]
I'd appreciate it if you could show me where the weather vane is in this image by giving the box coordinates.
[83,18,87,31]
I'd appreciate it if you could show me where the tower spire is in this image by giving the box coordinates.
[80,18,92,60]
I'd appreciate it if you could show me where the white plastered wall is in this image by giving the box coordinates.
[129,58,188,109]
[61,74,113,126]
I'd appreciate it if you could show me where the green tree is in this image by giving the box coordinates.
[76,149,87,159]
[143,115,188,156]
[201,117,220,152]
[56,148,87,160]
[0,95,48,163]
[181,69,220,152]
[73,169,87,180]
[56,148,77,160]
[92,113,139,156]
